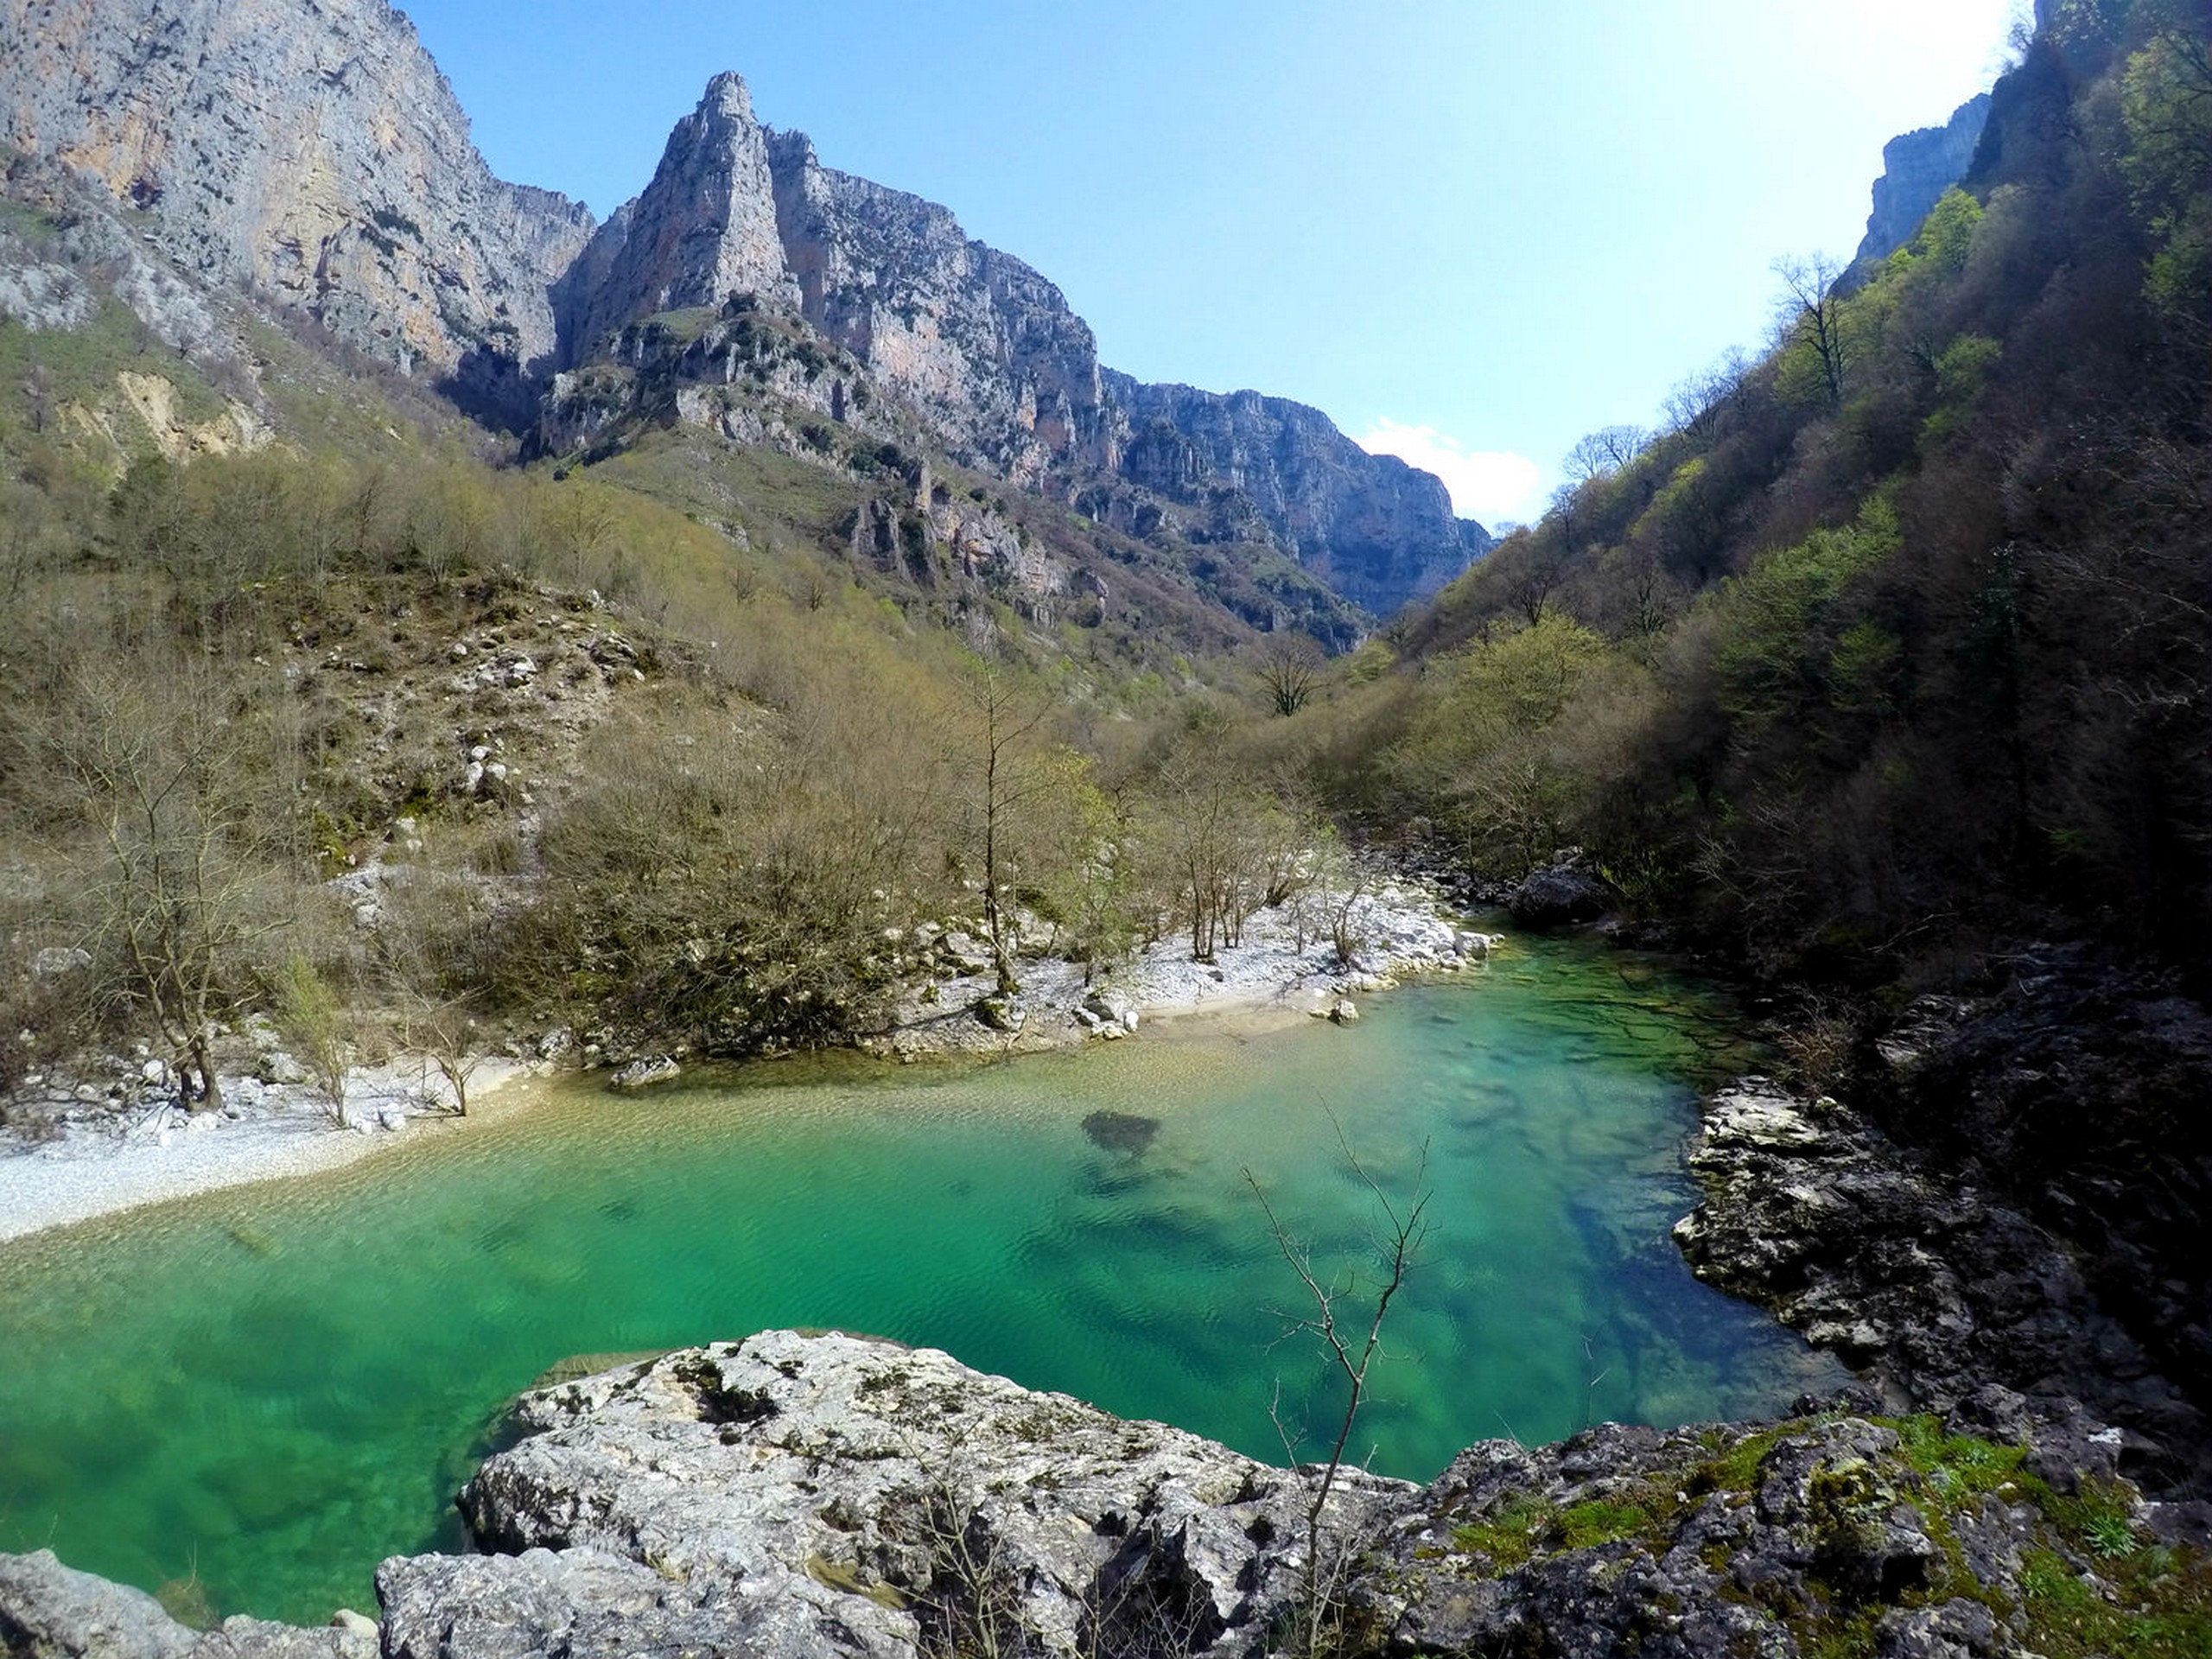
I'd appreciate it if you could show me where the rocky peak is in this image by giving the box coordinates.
[544,71,1488,615]
[0,0,595,421]
[553,71,800,365]
[1849,92,1993,275]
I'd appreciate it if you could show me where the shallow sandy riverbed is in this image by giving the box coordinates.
[0,879,1490,1245]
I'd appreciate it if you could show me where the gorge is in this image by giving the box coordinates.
[5,0,2212,1653]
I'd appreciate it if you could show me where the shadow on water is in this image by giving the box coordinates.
[0,934,1845,1624]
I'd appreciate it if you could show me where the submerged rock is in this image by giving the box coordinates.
[1080,1109,1160,1154]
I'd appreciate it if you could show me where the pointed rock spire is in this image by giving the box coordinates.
[556,70,799,361]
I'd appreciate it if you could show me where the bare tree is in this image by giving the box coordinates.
[1662,346,1754,441]
[1772,253,1851,407]
[1246,1135,1432,1656]
[1144,740,1288,962]
[374,872,496,1115]
[397,990,488,1116]
[1497,532,1568,627]
[1560,424,1649,485]
[22,360,51,435]
[54,667,289,1111]
[1256,634,1323,717]
[959,658,1054,997]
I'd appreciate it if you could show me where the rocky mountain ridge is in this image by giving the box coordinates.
[0,5,1488,620]
[0,0,597,426]
[549,72,1486,619]
[1848,92,1993,281]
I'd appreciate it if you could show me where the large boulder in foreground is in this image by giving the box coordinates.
[8,1332,2209,1657]
[382,1331,1403,1659]
[0,1551,369,1658]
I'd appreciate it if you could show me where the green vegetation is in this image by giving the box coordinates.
[0,351,1342,1073]
[1430,1416,2212,1659]
[0,0,2204,1146]
[1268,0,2212,1014]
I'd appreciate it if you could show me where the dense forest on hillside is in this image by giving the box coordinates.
[1291,0,2212,1001]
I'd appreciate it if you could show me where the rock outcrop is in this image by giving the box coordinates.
[1103,374,1493,617]
[8,1331,2205,1658]
[1675,1077,2211,1488]
[0,1550,371,1658]
[0,0,594,417]
[767,130,1116,487]
[1849,92,1993,275]
[553,73,800,365]
[384,1331,1408,1659]
[1503,853,1612,929]
[1869,957,2212,1459]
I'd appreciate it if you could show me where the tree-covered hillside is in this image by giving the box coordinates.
[1302,0,2212,997]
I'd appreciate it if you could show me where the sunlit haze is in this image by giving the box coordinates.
[403,0,2023,523]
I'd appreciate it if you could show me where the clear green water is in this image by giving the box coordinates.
[0,939,1841,1624]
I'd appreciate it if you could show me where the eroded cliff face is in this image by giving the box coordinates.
[2,2,1484,618]
[0,0,594,416]
[554,73,798,365]
[1851,92,1993,273]
[1106,374,1492,617]
[547,71,1480,617]
[549,75,1114,488]
[768,130,1118,487]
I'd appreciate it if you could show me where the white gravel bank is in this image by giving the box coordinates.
[1,875,1495,1243]
[0,1057,534,1246]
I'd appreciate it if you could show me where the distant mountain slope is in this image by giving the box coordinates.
[0,7,1485,620]
[1102,373,1493,617]
[0,0,595,423]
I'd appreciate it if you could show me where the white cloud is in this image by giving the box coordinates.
[1357,419,1542,524]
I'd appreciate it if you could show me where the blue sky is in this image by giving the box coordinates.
[403,0,2021,524]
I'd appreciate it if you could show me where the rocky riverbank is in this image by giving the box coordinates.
[0,874,1484,1243]
[855,870,1491,1060]
[5,1330,2207,1657]
[0,1042,541,1246]
[1675,1077,2212,1493]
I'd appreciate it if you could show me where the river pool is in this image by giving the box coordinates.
[0,938,1841,1624]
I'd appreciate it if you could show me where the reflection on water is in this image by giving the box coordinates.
[0,937,1843,1624]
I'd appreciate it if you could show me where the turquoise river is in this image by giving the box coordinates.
[0,938,1842,1625]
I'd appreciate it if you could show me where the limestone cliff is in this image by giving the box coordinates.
[548,71,1482,617]
[0,0,595,417]
[553,73,799,365]
[2,1,1485,617]
[767,129,1118,487]
[1105,373,1492,618]
[1850,92,1993,275]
